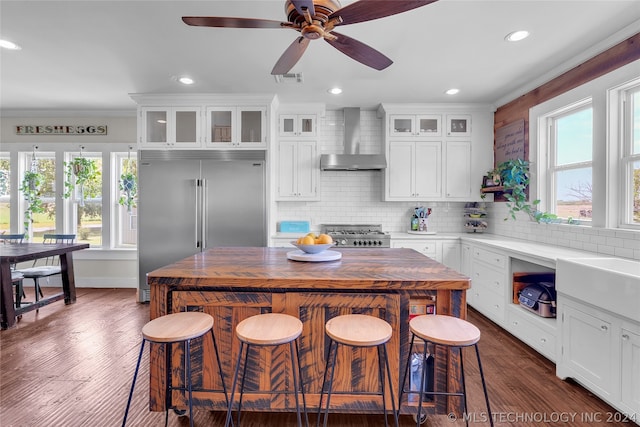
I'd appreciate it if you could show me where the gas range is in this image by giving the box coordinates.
[321,224,391,248]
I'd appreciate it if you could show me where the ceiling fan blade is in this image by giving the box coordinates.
[329,0,438,26]
[271,37,311,75]
[182,16,286,29]
[291,0,315,18]
[324,31,393,71]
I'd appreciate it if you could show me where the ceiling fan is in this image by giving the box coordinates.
[182,0,438,75]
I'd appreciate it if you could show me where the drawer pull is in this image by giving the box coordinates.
[540,338,546,343]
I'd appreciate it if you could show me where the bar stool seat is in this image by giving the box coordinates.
[122,312,229,427]
[318,314,398,427]
[225,313,308,427]
[400,314,493,427]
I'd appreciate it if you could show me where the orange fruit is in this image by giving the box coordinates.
[301,235,315,245]
[316,234,333,244]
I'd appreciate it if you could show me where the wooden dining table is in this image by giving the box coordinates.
[0,242,89,329]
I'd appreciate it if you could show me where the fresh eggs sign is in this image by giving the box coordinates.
[15,125,107,135]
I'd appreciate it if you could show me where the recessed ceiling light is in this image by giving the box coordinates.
[0,39,21,50]
[328,87,342,95]
[505,30,530,42]
[177,76,195,85]
[445,88,459,95]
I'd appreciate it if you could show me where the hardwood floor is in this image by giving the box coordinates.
[0,288,633,426]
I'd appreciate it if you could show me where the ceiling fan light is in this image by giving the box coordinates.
[445,88,459,95]
[505,30,530,42]
[328,87,342,95]
[0,39,21,50]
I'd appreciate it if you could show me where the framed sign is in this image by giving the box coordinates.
[495,119,525,164]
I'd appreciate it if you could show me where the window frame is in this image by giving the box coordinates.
[545,100,593,222]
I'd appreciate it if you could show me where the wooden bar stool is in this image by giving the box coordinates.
[399,314,493,427]
[224,313,308,427]
[317,314,399,427]
[122,312,229,427]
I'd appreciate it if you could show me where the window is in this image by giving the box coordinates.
[112,152,138,248]
[21,152,56,239]
[532,59,639,230]
[621,84,640,226]
[547,102,593,221]
[65,152,102,245]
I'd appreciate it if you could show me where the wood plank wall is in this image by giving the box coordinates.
[493,32,640,163]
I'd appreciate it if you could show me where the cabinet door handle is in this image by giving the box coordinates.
[622,334,629,340]
[540,338,546,343]
[600,325,608,331]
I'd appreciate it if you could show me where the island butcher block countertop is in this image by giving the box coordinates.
[146,246,470,417]
[147,246,470,291]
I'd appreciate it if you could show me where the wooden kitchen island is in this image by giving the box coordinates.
[147,247,470,418]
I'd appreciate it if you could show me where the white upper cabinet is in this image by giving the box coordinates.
[276,140,319,201]
[279,114,317,138]
[205,106,267,148]
[139,106,202,148]
[131,94,275,150]
[379,104,493,202]
[389,114,441,137]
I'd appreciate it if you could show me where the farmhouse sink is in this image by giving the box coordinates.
[556,257,640,322]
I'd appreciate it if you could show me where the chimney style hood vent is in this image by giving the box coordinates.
[320,107,387,171]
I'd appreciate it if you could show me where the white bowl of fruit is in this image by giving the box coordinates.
[291,233,334,254]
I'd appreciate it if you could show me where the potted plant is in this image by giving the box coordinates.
[483,159,557,223]
[20,170,45,239]
[64,157,99,206]
[118,171,137,212]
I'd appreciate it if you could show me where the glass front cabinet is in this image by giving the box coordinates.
[279,114,317,138]
[206,106,267,148]
[140,106,202,148]
[389,114,441,137]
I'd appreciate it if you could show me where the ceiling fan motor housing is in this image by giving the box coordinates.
[285,0,342,26]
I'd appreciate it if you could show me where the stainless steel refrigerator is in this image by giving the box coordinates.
[137,150,266,302]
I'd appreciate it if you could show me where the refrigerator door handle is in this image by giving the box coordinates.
[201,178,208,249]
[194,178,200,248]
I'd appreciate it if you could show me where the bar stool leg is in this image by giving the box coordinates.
[317,339,338,427]
[475,344,494,427]
[381,343,399,427]
[164,343,171,427]
[210,329,231,413]
[225,342,246,427]
[185,339,195,427]
[398,333,416,409]
[122,339,146,427]
[289,340,308,427]
[459,347,468,427]
[415,339,430,427]
[376,346,389,427]
[294,340,309,427]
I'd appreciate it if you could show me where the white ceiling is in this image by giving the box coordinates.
[1,0,639,114]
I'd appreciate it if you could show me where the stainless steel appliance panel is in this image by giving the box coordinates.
[138,150,266,302]
[138,158,200,293]
[202,160,266,248]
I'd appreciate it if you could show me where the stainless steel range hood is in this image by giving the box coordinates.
[320,107,386,171]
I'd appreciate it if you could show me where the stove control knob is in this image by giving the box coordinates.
[340,239,347,246]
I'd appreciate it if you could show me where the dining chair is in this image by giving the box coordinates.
[0,233,27,307]
[17,234,76,303]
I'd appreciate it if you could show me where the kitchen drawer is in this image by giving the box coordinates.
[472,246,506,269]
[471,260,507,296]
[392,241,438,257]
[506,308,557,361]
[468,285,505,324]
